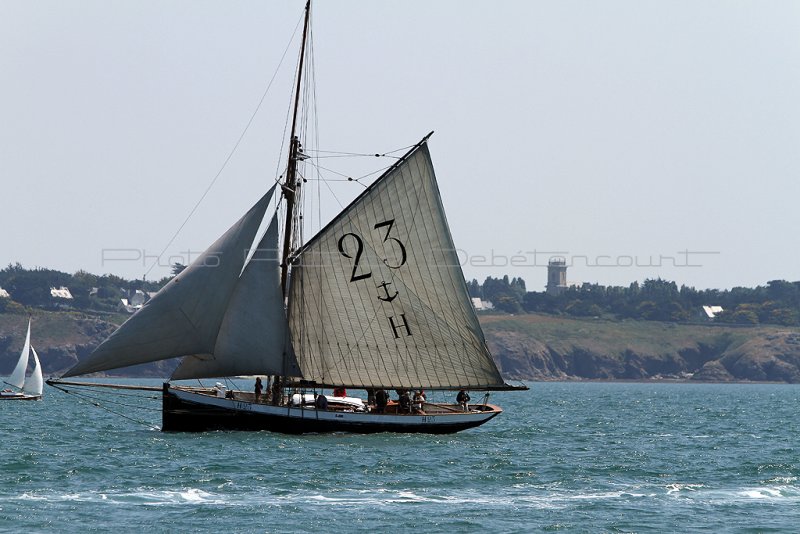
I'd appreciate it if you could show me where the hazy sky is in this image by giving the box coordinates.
[1,1,798,291]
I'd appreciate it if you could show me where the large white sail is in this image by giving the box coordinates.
[171,212,298,379]
[25,347,43,397]
[7,319,31,389]
[288,140,505,389]
[63,188,276,377]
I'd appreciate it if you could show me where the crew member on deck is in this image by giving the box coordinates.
[413,390,426,414]
[399,390,411,413]
[271,376,282,406]
[333,386,347,397]
[254,377,263,402]
[457,389,470,411]
[375,389,389,413]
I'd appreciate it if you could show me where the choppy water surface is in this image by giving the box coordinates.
[1,381,798,532]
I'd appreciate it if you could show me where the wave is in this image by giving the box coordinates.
[9,486,655,509]
[736,486,800,501]
[665,482,800,503]
[665,483,705,494]
[17,487,226,506]
[12,480,800,513]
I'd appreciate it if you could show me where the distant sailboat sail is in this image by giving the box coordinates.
[288,140,504,389]
[25,347,43,397]
[7,319,31,389]
[2,319,43,400]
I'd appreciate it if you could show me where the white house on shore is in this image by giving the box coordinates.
[120,289,150,313]
[50,286,73,299]
[471,297,494,311]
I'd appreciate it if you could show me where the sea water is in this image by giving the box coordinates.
[1,381,798,532]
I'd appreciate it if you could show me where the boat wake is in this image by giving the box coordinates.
[18,488,225,506]
[12,480,800,512]
[665,482,800,502]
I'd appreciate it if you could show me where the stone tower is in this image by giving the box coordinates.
[546,258,567,295]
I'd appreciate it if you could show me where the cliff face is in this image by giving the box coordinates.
[3,310,800,382]
[481,314,800,383]
[0,312,176,377]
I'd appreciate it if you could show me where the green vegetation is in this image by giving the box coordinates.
[480,313,800,382]
[2,262,798,329]
[2,263,799,382]
[0,263,171,315]
[470,276,800,326]
[482,313,745,355]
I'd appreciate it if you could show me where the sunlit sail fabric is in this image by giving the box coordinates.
[63,188,276,377]
[171,213,298,380]
[25,347,43,396]
[7,319,31,389]
[288,141,504,389]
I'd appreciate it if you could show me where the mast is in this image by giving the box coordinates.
[280,0,311,294]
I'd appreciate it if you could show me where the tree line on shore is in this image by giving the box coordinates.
[0,263,176,315]
[468,276,800,326]
[1,263,798,327]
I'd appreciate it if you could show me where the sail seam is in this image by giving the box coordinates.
[403,151,470,386]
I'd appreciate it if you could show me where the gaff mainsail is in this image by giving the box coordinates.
[288,139,505,390]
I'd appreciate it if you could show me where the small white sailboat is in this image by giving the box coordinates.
[1,319,44,401]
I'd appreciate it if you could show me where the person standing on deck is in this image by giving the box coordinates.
[413,390,426,414]
[254,377,263,402]
[399,390,411,413]
[375,389,389,413]
[271,376,282,406]
[457,389,470,411]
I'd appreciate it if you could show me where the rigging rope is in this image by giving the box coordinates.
[49,382,161,429]
[304,161,395,185]
[306,144,414,158]
[144,10,306,279]
[295,143,415,218]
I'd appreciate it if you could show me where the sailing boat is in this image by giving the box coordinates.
[2,319,44,401]
[53,1,525,432]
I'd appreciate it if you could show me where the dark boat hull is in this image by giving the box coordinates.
[0,392,41,401]
[162,383,501,434]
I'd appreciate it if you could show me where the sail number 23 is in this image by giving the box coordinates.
[337,219,407,283]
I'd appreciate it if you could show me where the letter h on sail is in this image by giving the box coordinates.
[389,314,412,338]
